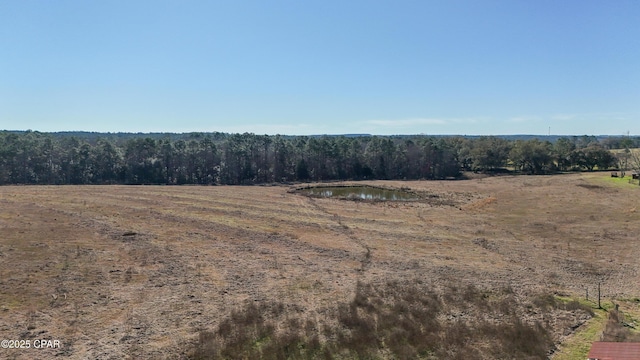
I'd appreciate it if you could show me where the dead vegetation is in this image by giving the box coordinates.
[0,173,639,359]
[601,307,640,342]
[191,280,564,360]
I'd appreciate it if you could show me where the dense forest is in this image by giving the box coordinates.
[0,131,634,185]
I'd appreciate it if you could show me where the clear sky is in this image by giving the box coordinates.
[1,0,638,135]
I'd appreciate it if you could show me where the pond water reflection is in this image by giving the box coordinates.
[299,186,418,201]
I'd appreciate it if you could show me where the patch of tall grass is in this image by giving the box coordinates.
[189,280,573,359]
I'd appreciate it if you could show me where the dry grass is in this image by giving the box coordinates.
[0,172,639,358]
[191,280,558,359]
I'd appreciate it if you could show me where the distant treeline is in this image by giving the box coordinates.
[0,131,634,185]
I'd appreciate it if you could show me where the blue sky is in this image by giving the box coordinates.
[1,0,638,135]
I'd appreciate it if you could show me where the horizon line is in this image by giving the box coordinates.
[2,129,639,137]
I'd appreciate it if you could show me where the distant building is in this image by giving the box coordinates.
[587,342,640,360]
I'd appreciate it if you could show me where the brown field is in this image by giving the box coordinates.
[1,173,639,359]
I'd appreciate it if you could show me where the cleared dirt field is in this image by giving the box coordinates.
[0,173,639,359]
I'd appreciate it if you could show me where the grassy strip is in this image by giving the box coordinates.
[552,301,611,360]
[589,172,640,188]
[601,176,640,187]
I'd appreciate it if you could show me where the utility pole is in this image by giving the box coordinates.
[598,282,601,309]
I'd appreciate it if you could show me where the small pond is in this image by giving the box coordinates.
[299,186,419,201]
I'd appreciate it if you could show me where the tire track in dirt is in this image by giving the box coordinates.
[305,197,372,273]
[293,194,330,231]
